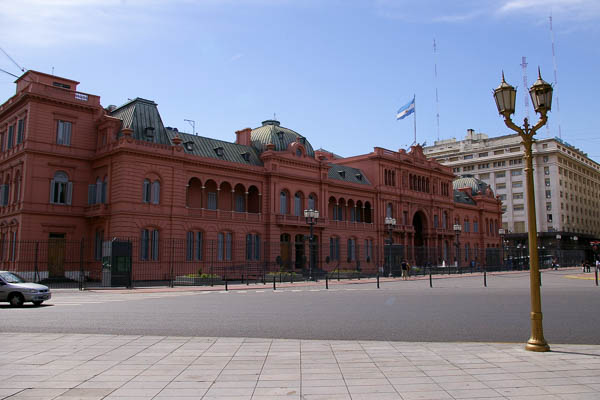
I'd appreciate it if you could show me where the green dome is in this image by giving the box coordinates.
[250,120,315,157]
[453,175,491,196]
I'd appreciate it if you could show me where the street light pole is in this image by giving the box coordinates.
[453,223,462,271]
[304,209,319,281]
[493,68,553,352]
[499,228,505,268]
[385,217,396,277]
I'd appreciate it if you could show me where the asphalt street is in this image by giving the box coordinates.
[2,269,599,344]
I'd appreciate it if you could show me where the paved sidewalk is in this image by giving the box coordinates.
[1,333,599,400]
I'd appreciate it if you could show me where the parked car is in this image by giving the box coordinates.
[0,271,51,307]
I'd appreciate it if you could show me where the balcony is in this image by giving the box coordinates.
[24,82,101,107]
[187,208,262,222]
[84,203,110,217]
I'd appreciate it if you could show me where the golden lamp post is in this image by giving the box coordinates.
[493,68,553,352]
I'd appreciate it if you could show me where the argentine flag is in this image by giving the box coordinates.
[396,97,415,120]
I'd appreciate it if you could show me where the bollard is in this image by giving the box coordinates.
[484,269,487,287]
[291,272,294,284]
[225,279,228,291]
[241,274,244,284]
[429,269,432,288]
[273,276,276,290]
[338,268,340,281]
[595,267,598,286]
[326,274,329,290]
[539,271,542,287]
[377,274,380,289]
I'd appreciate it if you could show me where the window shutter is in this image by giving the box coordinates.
[254,235,260,260]
[152,230,159,260]
[186,232,193,261]
[152,181,160,204]
[65,121,72,145]
[0,185,5,206]
[226,233,232,261]
[88,184,96,205]
[196,232,202,261]
[96,181,102,204]
[17,120,23,144]
[49,180,56,204]
[141,230,148,260]
[101,180,107,203]
[66,181,73,205]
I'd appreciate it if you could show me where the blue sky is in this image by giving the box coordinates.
[1,0,599,160]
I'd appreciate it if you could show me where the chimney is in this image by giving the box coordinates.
[235,128,252,146]
[466,128,475,139]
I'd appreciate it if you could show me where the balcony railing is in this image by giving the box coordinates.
[187,208,262,222]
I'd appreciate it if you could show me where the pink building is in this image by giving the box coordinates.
[0,71,501,283]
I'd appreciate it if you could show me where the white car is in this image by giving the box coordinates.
[0,271,51,307]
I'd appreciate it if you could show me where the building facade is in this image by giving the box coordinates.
[424,129,600,253]
[0,71,502,282]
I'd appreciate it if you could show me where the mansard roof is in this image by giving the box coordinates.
[110,98,170,145]
[165,129,263,166]
[453,175,493,205]
[328,164,371,185]
[250,120,315,157]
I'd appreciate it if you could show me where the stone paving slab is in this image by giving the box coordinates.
[0,333,599,399]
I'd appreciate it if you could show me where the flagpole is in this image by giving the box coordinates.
[413,94,417,145]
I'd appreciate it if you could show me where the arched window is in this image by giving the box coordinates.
[141,228,159,261]
[294,192,302,216]
[95,177,102,204]
[50,171,72,205]
[280,191,288,214]
[186,231,203,261]
[151,181,160,204]
[308,194,315,210]
[142,179,151,203]
[347,238,356,261]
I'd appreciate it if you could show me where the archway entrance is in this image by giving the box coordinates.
[412,212,427,267]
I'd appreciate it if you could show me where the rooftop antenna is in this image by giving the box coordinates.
[0,46,25,72]
[433,38,441,141]
[520,56,530,122]
[52,66,54,75]
[549,14,562,139]
[184,119,196,135]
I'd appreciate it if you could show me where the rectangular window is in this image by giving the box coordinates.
[246,234,260,260]
[496,183,506,189]
[514,204,525,211]
[513,192,523,200]
[57,120,72,145]
[544,167,550,175]
[545,178,551,187]
[218,232,232,261]
[0,133,3,152]
[140,229,149,261]
[509,147,520,153]
[7,125,14,149]
[347,239,356,262]
[329,237,340,261]
[235,195,245,212]
[365,239,372,261]
[463,154,473,160]
[479,173,490,180]
[512,181,523,188]
[207,192,217,210]
[473,221,478,232]
[433,215,439,228]
[495,171,506,178]
[186,231,194,261]
[511,169,522,176]
[499,194,507,200]
[543,156,549,162]
[494,150,504,155]
[478,152,488,157]
[151,230,159,261]
[545,190,552,199]
[16,119,24,144]
[547,214,553,222]
[88,184,97,205]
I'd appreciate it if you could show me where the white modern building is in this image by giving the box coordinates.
[424,130,600,252]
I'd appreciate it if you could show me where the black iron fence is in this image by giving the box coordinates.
[0,237,588,289]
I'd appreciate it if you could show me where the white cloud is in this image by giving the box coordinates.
[498,0,600,20]
[0,0,161,47]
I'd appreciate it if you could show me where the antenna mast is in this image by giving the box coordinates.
[549,15,562,139]
[433,39,440,141]
[184,119,196,135]
[520,57,530,121]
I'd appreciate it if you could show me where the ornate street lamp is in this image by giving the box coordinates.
[384,217,396,277]
[453,223,462,270]
[493,68,553,352]
[304,209,319,280]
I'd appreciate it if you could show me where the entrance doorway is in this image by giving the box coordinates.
[280,234,291,269]
[412,212,427,267]
[294,234,305,270]
[48,233,66,278]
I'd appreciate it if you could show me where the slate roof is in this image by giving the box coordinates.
[110,98,170,145]
[327,164,371,185]
[165,129,263,167]
[251,120,315,157]
[453,175,491,205]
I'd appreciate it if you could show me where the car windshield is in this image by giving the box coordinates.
[0,272,26,283]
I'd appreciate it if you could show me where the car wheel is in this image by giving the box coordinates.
[32,301,43,307]
[9,293,24,307]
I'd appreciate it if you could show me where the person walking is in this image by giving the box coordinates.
[401,259,408,281]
